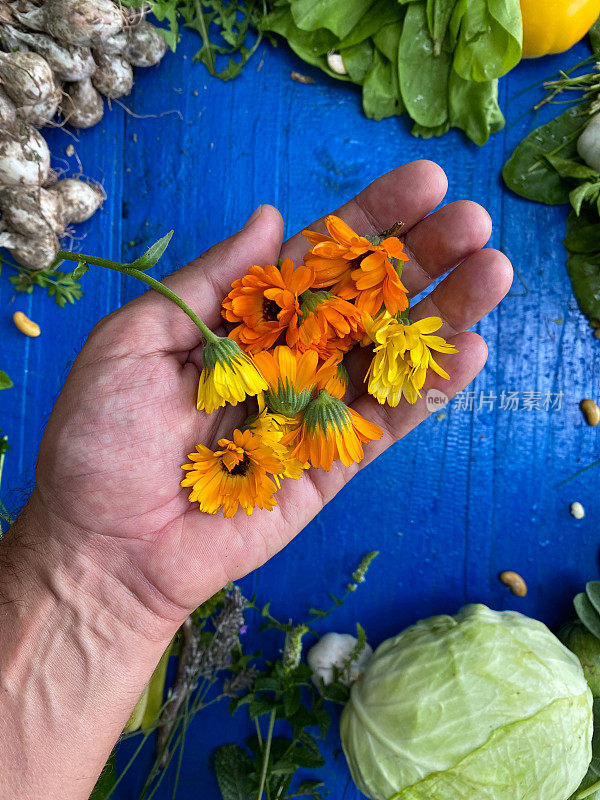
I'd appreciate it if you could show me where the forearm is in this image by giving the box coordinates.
[0,499,178,800]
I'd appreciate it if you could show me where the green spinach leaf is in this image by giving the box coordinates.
[372,20,402,61]
[565,209,600,324]
[564,206,600,254]
[453,0,521,83]
[341,40,374,83]
[426,0,458,56]
[363,50,403,120]
[398,3,451,128]
[262,7,340,70]
[503,106,588,204]
[290,0,376,39]
[449,71,504,146]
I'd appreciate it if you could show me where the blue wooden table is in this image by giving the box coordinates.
[1,29,599,800]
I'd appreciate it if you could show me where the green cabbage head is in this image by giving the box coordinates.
[341,604,593,800]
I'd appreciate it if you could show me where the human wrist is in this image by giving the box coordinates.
[9,489,191,641]
[0,496,178,797]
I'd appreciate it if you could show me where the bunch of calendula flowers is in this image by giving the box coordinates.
[181,216,456,517]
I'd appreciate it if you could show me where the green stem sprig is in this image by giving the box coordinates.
[56,233,217,345]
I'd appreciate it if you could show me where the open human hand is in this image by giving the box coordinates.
[28,160,512,631]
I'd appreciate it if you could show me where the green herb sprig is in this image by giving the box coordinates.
[124,0,266,80]
[214,551,379,800]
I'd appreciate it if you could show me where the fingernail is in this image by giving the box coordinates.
[242,205,262,230]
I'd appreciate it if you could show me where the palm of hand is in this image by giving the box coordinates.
[32,163,512,622]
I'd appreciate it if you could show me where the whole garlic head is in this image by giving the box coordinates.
[307,632,373,688]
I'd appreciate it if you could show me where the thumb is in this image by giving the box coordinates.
[131,204,285,352]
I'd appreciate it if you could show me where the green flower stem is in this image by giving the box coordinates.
[56,250,217,344]
[256,709,276,800]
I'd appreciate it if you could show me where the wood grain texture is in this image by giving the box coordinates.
[1,32,599,799]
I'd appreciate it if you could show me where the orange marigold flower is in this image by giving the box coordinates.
[281,389,382,471]
[181,428,283,517]
[222,258,314,353]
[303,215,410,316]
[253,346,320,416]
[287,289,364,359]
[316,358,349,400]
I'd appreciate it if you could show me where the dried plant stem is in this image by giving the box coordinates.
[156,616,194,766]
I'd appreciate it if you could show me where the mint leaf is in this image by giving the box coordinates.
[213,744,255,800]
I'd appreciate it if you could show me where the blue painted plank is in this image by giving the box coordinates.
[1,29,599,800]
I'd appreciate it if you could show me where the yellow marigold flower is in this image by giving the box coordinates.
[287,289,364,360]
[364,312,457,406]
[253,346,319,417]
[303,214,409,316]
[181,428,282,517]
[281,389,382,471]
[245,406,306,480]
[197,335,267,414]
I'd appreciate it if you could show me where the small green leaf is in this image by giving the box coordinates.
[546,154,600,181]
[587,582,600,617]
[130,231,174,270]
[213,744,255,800]
[291,731,325,768]
[71,261,89,280]
[0,371,13,390]
[249,694,278,719]
[575,593,600,640]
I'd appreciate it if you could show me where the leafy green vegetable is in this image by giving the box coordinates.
[503,106,588,204]
[341,605,593,800]
[448,72,504,146]
[362,51,401,121]
[559,622,600,698]
[398,3,451,129]
[426,0,456,56]
[290,0,377,39]
[126,0,266,80]
[264,0,521,145]
[452,0,521,83]
[565,209,600,324]
[575,589,600,644]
